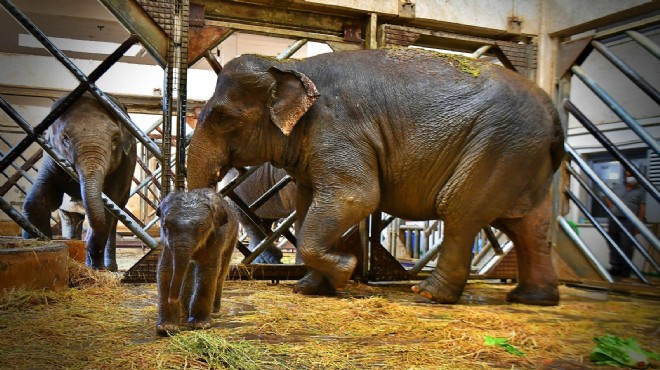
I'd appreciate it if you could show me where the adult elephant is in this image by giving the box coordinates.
[221,163,296,264]
[187,48,565,306]
[23,93,136,271]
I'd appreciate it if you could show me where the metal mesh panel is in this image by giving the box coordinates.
[136,0,175,37]
[122,246,161,283]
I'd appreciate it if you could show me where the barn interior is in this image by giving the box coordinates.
[0,0,659,369]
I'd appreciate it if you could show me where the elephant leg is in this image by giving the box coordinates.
[85,209,112,269]
[493,194,559,306]
[188,262,220,330]
[22,170,63,239]
[156,246,181,336]
[411,221,481,303]
[295,181,378,293]
[104,217,119,271]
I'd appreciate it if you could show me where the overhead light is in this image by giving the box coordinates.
[18,34,142,57]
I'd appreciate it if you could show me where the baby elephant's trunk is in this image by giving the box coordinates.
[168,246,193,303]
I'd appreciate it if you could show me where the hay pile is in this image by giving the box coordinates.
[0,273,658,369]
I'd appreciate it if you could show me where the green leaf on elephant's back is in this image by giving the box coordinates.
[484,336,526,356]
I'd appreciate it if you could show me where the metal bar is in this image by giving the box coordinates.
[175,0,190,191]
[565,143,659,252]
[97,0,169,67]
[408,238,442,276]
[0,196,48,239]
[591,40,660,105]
[249,175,293,211]
[557,216,613,283]
[242,211,297,264]
[567,165,660,273]
[0,99,158,249]
[204,49,223,74]
[219,166,260,196]
[131,177,158,210]
[0,147,38,186]
[0,34,145,172]
[0,136,38,183]
[471,45,491,59]
[483,227,503,255]
[162,50,174,195]
[571,65,660,155]
[565,190,648,283]
[626,30,660,59]
[564,100,659,202]
[135,157,161,198]
[0,150,42,196]
[276,39,308,60]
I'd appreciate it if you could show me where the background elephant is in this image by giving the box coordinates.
[221,163,296,264]
[156,189,238,335]
[187,48,564,306]
[22,93,136,271]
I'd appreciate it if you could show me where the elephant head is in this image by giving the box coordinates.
[157,189,228,304]
[187,56,319,190]
[48,94,134,233]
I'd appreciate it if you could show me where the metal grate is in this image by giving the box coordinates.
[136,0,176,37]
[122,246,162,283]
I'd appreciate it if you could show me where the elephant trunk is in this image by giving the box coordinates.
[168,245,193,304]
[187,128,227,190]
[78,156,108,232]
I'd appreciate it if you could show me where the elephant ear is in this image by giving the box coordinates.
[204,190,228,228]
[267,67,320,136]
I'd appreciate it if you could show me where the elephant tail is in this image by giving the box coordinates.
[548,103,565,172]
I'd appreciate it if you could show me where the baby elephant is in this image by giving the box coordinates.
[156,189,238,335]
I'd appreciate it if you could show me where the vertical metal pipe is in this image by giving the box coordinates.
[175,0,189,191]
[567,165,659,272]
[626,30,660,59]
[591,40,660,105]
[571,66,660,155]
[565,143,659,252]
[566,190,647,283]
[162,51,174,195]
[564,99,659,201]
[0,196,48,239]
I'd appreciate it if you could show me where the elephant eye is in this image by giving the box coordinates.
[111,134,119,149]
[62,134,70,147]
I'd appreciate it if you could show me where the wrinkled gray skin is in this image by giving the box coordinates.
[156,189,238,335]
[222,163,295,264]
[23,94,136,271]
[187,49,564,306]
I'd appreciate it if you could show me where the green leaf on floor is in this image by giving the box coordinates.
[590,334,659,368]
[484,335,526,356]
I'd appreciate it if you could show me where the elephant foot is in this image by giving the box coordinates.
[324,253,357,290]
[252,246,283,264]
[411,271,465,304]
[188,318,213,330]
[156,322,181,336]
[105,263,118,272]
[293,270,336,296]
[506,284,559,306]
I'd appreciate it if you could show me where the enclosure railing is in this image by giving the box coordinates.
[558,21,660,284]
